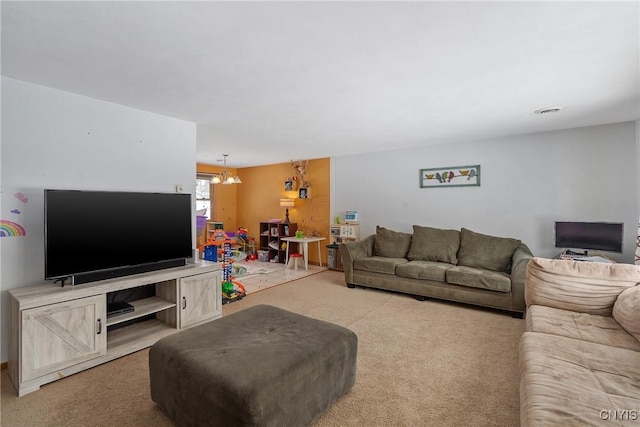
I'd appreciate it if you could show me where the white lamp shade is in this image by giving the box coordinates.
[279,198,295,207]
[210,154,242,184]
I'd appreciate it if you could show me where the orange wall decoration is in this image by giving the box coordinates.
[197,158,331,264]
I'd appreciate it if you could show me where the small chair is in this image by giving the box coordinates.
[287,253,304,270]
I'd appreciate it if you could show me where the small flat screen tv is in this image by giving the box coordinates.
[45,189,193,284]
[554,221,623,253]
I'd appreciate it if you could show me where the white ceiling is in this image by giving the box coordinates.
[2,1,639,168]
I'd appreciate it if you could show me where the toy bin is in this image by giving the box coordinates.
[196,216,207,230]
[196,216,207,240]
[344,211,358,221]
[257,250,269,262]
[204,245,218,262]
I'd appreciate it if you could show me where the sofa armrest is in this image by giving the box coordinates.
[509,243,534,313]
[340,235,375,284]
[524,257,640,315]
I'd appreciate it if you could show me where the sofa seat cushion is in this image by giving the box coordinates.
[526,304,640,352]
[354,256,408,275]
[407,225,460,264]
[520,332,640,426]
[396,260,454,282]
[457,228,521,273]
[446,265,511,292]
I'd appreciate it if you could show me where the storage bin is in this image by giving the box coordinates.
[204,245,218,262]
[327,244,343,270]
[327,244,339,270]
[344,211,358,221]
[196,216,207,230]
[258,250,269,262]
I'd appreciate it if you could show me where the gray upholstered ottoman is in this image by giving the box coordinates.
[149,304,358,427]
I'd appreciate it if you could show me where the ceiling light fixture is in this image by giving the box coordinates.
[534,106,564,115]
[211,154,242,184]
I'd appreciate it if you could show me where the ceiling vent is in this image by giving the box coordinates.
[534,107,564,114]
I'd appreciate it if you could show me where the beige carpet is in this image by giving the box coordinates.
[1,270,523,426]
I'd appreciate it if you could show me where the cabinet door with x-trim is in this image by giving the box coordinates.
[20,295,106,382]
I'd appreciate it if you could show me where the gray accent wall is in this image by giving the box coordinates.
[333,121,638,264]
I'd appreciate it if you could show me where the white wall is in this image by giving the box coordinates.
[334,121,638,263]
[636,119,640,264]
[0,77,197,362]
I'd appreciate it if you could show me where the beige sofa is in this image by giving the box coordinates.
[340,225,533,316]
[520,257,640,426]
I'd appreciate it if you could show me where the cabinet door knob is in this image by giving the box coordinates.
[96,318,102,334]
[182,296,187,309]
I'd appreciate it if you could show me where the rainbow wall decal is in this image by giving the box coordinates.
[0,220,26,237]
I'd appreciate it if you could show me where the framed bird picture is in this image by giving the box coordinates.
[420,165,480,188]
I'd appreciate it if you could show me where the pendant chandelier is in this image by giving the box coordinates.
[211,154,242,184]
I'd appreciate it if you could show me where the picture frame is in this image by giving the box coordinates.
[284,180,297,191]
[420,165,480,188]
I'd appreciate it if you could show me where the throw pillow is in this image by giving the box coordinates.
[613,285,640,341]
[407,225,460,264]
[373,226,412,258]
[457,228,521,272]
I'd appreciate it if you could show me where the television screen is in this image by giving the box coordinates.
[45,189,193,283]
[554,221,623,253]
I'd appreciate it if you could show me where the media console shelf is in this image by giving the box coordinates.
[8,261,222,396]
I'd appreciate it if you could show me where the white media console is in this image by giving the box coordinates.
[8,261,222,396]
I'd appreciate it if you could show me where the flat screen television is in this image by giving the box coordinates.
[554,221,623,253]
[45,189,193,285]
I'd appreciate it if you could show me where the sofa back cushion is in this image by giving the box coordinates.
[457,228,521,272]
[526,257,640,315]
[407,225,460,264]
[373,226,412,258]
[613,285,640,341]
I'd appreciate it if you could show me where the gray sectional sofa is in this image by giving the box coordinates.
[340,225,533,316]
